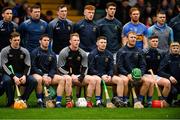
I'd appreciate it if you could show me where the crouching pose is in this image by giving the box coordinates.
[1,32,37,107]
[31,34,65,108]
[58,33,96,108]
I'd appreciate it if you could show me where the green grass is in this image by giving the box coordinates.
[0,88,180,119]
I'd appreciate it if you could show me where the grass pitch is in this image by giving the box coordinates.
[0,88,180,119]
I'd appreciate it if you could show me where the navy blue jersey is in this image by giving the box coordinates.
[143,48,166,74]
[49,18,73,54]
[96,18,122,53]
[169,14,180,43]
[74,19,99,52]
[0,20,18,51]
[116,45,146,75]
[88,48,114,77]
[158,54,180,81]
[31,47,57,78]
[19,18,49,52]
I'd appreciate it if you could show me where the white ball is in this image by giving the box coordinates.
[75,98,87,107]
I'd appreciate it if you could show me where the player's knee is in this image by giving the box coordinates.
[28,75,38,86]
[164,79,171,89]
[65,77,72,86]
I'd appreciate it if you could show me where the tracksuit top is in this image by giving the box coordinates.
[96,18,122,53]
[57,47,87,75]
[0,20,18,51]
[49,18,73,54]
[31,47,57,78]
[122,21,147,49]
[169,14,180,43]
[148,23,174,52]
[158,54,180,82]
[116,45,146,76]
[88,48,114,77]
[74,19,99,52]
[143,48,166,74]
[1,46,30,78]
[19,18,49,52]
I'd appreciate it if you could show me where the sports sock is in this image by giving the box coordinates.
[138,95,144,102]
[86,96,91,102]
[56,96,62,103]
[66,96,71,102]
[123,96,129,102]
[147,96,152,103]
[118,96,123,100]
[36,93,43,102]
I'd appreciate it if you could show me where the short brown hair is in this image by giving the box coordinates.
[39,34,50,41]
[106,2,116,9]
[127,31,136,37]
[30,4,41,12]
[57,4,67,10]
[84,5,95,10]
[70,33,79,40]
[129,7,140,15]
[2,7,12,13]
[97,36,107,41]
[149,35,158,40]
[10,32,20,40]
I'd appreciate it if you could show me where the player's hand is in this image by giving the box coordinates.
[169,76,177,84]
[13,76,21,85]
[20,75,26,84]
[127,74,133,81]
[102,75,111,82]
[43,75,52,86]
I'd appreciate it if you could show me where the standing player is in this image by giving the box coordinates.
[88,36,124,107]
[148,10,174,52]
[31,34,66,108]
[1,32,37,107]
[57,33,96,108]
[49,5,73,54]
[122,7,148,49]
[0,7,18,51]
[74,5,99,52]
[96,2,122,62]
[19,4,49,52]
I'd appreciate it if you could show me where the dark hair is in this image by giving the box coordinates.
[30,4,41,12]
[10,32,20,40]
[2,7,12,13]
[149,35,158,40]
[57,4,67,10]
[106,2,116,9]
[156,10,166,15]
[97,36,107,41]
[39,34,50,41]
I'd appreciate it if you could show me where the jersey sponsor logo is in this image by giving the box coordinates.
[136,35,143,41]
[68,26,71,31]
[48,56,52,61]
[105,57,109,63]
[40,25,45,31]
[157,55,160,60]
[0,28,5,31]
[77,56,81,61]
[93,27,97,32]
[9,54,13,57]
[20,54,24,59]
